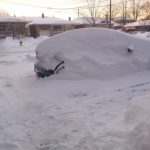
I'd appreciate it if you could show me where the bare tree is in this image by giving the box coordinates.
[129,0,142,20]
[117,1,131,25]
[141,1,150,19]
[80,0,101,27]
[103,1,131,25]
[103,4,120,20]
[0,8,9,16]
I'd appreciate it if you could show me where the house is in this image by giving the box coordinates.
[73,17,115,29]
[114,17,135,26]
[27,17,77,37]
[123,20,150,32]
[0,14,28,38]
[113,22,123,30]
[73,17,91,28]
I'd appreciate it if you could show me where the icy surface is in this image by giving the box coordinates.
[0,29,150,150]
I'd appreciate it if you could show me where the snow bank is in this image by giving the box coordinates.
[125,94,150,126]
[124,94,150,150]
[134,32,150,39]
[35,28,150,79]
[0,36,48,52]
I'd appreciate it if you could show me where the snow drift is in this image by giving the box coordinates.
[1,28,150,150]
[134,32,150,40]
[0,36,48,52]
[35,28,150,79]
[124,94,150,150]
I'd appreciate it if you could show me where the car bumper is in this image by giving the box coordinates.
[34,65,54,78]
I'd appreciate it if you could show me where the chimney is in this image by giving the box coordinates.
[42,13,44,18]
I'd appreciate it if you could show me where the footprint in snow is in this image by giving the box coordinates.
[0,76,13,87]
[69,92,88,98]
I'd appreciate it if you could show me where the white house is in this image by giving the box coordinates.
[0,14,28,38]
[123,20,150,32]
[73,17,115,28]
[27,17,78,37]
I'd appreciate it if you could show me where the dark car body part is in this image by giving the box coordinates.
[34,61,65,78]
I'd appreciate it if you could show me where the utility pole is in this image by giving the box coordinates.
[109,0,112,28]
[105,14,109,28]
[123,1,127,25]
[78,8,80,18]
[124,0,127,25]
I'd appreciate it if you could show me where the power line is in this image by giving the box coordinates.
[0,0,48,9]
[0,0,136,10]
[0,0,111,9]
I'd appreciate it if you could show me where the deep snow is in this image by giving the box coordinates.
[0,30,150,150]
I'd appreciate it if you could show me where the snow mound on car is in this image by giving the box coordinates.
[35,28,150,79]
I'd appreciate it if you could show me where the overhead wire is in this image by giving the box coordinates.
[0,0,145,17]
[0,0,121,9]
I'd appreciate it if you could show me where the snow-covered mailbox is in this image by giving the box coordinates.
[27,17,76,38]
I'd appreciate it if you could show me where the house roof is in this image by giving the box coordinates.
[114,17,135,21]
[0,14,28,23]
[73,17,116,25]
[124,20,150,27]
[73,17,90,24]
[27,17,77,26]
[113,22,122,27]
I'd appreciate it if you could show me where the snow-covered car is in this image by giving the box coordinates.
[34,28,150,79]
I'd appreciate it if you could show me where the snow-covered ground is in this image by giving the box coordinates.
[0,30,150,150]
[132,31,150,40]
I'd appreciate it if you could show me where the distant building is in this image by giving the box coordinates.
[73,17,115,29]
[113,22,123,30]
[27,17,77,37]
[0,14,28,38]
[114,17,135,25]
[123,20,150,32]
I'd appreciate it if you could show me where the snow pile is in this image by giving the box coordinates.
[35,28,150,80]
[134,32,150,39]
[124,94,150,150]
[0,36,48,52]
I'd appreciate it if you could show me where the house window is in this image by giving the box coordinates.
[53,25,62,31]
[0,23,6,31]
[39,25,50,30]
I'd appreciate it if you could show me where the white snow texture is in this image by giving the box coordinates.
[0,28,150,150]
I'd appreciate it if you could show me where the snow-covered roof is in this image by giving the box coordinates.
[0,14,28,23]
[18,16,42,22]
[114,17,135,21]
[27,17,77,26]
[113,22,122,27]
[73,17,116,25]
[124,20,150,27]
[73,17,91,24]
